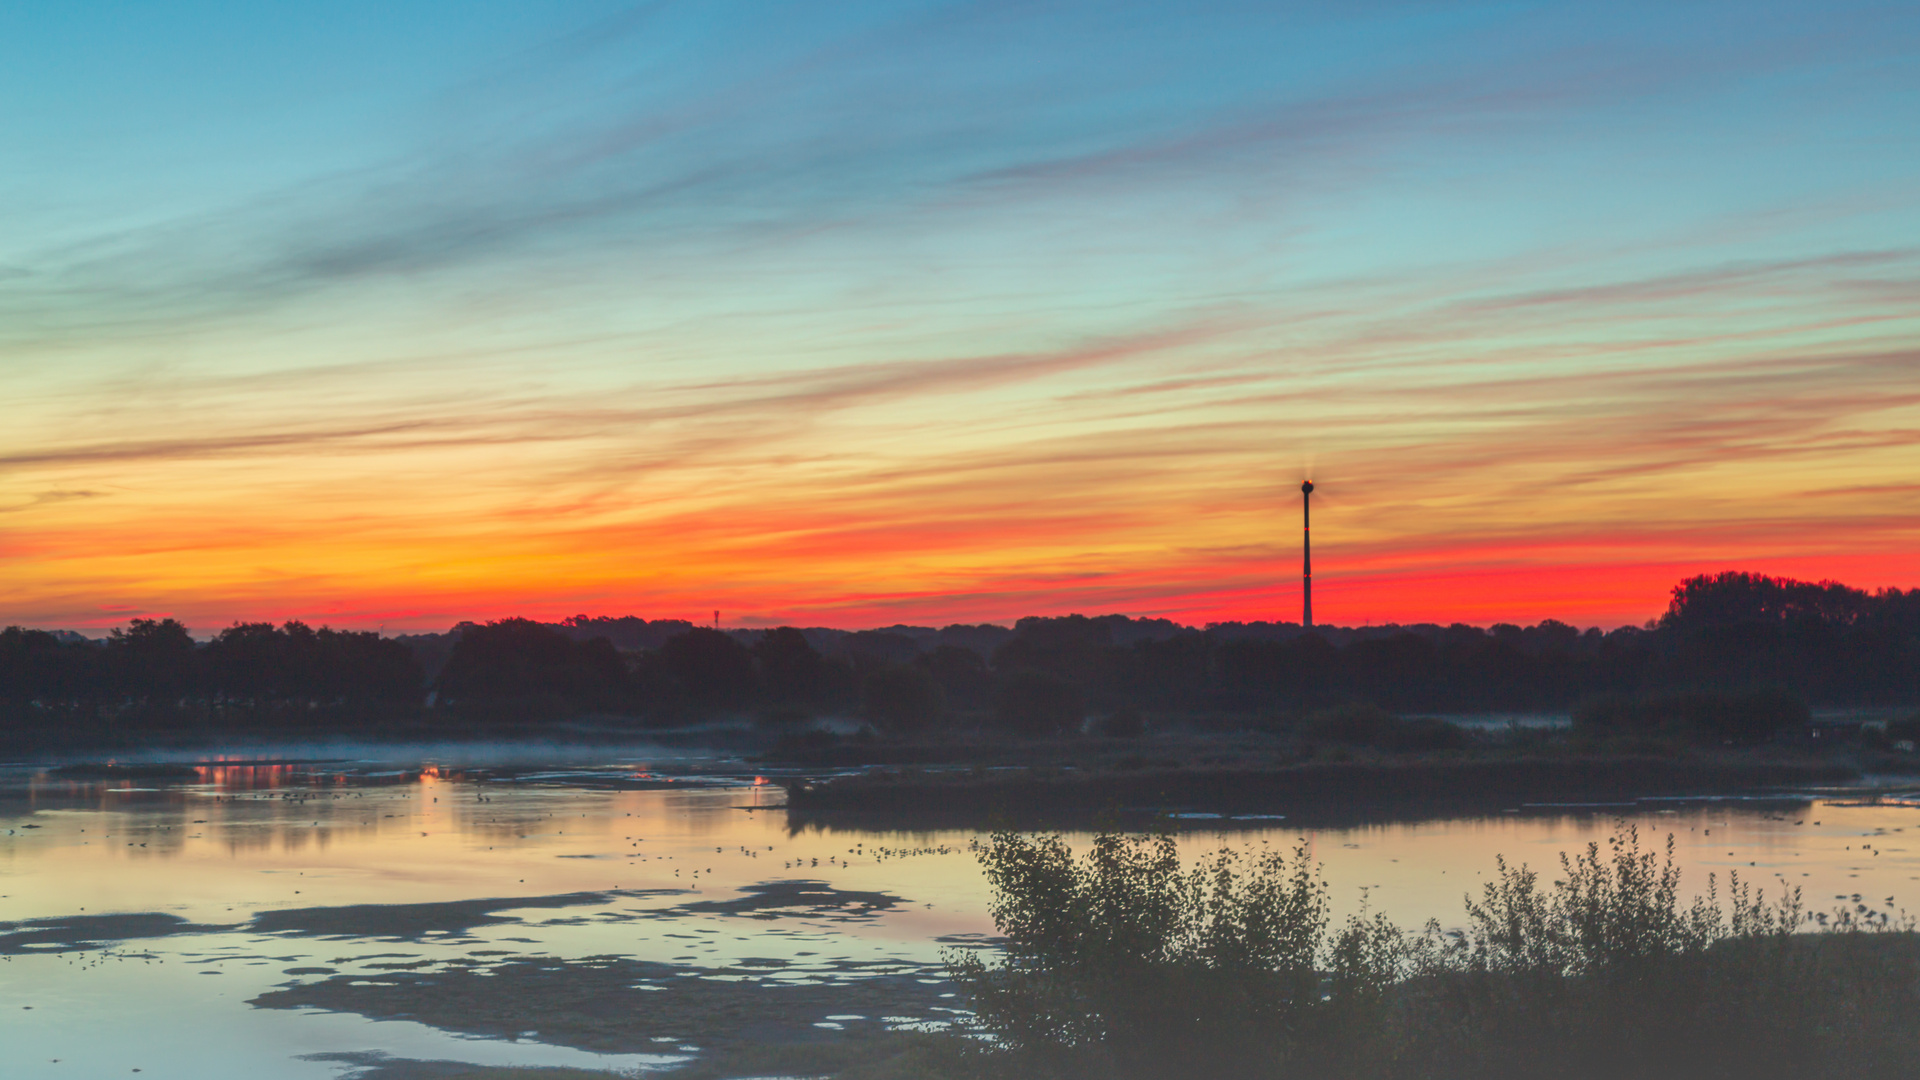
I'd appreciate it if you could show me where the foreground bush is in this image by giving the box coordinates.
[948,831,1372,1078]
[949,825,1920,1080]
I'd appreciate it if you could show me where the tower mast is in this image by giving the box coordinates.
[1301,481,1314,628]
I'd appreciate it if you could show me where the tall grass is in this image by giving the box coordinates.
[947,825,1920,1080]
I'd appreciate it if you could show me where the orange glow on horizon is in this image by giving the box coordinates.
[20,543,1914,636]
[8,301,1916,633]
[5,4,1918,647]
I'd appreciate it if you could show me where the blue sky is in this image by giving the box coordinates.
[3,1,1917,630]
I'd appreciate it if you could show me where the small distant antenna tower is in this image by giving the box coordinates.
[713,610,720,629]
[1300,481,1314,628]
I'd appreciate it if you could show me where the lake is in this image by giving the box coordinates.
[2,745,1916,1079]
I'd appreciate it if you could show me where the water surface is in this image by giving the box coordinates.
[3,750,1915,1079]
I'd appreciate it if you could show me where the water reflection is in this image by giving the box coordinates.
[2,757,1918,1079]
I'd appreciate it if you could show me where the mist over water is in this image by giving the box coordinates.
[3,747,1917,1078]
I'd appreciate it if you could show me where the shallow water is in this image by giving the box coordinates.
[3,750,1918,1079]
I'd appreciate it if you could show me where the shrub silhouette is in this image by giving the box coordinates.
[952,824,1920,1080]
[948,829,1376,1079]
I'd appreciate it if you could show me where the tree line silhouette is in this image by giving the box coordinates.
[2,572,1915,738]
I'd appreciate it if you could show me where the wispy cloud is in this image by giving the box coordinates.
[4,0,1918,629]
[0,489,103,514]
[13,0,1892,344]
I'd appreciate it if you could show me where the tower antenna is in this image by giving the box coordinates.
[1300,481,1314,628]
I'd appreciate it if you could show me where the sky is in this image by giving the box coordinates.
[2,0,1918,634]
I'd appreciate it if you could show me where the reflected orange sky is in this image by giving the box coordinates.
[7,769,1919,944]
[8,769,1920,1080]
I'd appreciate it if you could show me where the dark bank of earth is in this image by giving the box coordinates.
[239,883,956,1075]
[251,955,958,1053]
[0,911,229,953]
[781,755,1860,821]
[250,890,683,940]
[302,1058,629,1080]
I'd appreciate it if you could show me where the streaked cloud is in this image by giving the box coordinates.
[2,0,1917,631]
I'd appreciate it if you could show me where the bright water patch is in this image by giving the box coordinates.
[3,755,1918,1077]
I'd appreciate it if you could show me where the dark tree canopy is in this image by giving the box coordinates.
[437,618,624,708]
[108,617,198,697]
[993,667,1085,736]
[923,644,992,710]
[838,630,921,670]
[862,663,943,734]
[659,627,756,708]
[753,627,825,704]
[2,571,1915,740]
[1663,572,1880,630]
[207,621,420,703]
[0,626,94,702]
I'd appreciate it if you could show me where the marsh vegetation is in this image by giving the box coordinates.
[410,822,1920,1080]
[931,824,1920,1080]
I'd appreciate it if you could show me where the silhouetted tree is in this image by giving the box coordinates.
[206,622,284,701]
[862,662,943,734]
[1118,633,1211,709]
[557,615,698,651]
[1663,571,1875,630]
[1341,634,1440,710]
[0,626,96,706]
[922,644,993,711]
[753,627,825,705]
[993,615,1115,689]
[933,623,1016,656]
[659,627,756,711]
[108,618,198,701]
[5,570,1916,744]
[437,619,625,716]
[201,620,421,714]
[993,668,1084,736]
[838,630,920,671]
[1217,633,1337,708]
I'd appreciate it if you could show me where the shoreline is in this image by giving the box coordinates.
[780,756,1868,823]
